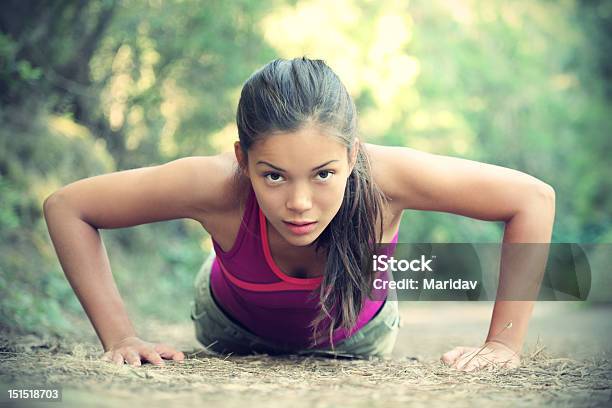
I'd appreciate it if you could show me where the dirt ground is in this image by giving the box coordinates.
[1,302,611,407]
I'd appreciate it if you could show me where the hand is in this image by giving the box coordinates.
[440,341,520,372]
[101,336,185,367]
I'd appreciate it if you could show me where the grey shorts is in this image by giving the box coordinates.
[190,251,401,359]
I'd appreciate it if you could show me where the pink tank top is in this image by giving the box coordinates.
[209,184,400,349]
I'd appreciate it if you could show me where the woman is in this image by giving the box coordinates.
[43,57,555,371]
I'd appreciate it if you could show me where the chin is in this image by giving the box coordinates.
[287,235,317,246]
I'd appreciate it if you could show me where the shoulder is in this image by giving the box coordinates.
[361,142,553,218]
[361,142,405,213]
[361,142,454,212]
[184,151,251,215]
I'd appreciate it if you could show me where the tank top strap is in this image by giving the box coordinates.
[211,183,257,259]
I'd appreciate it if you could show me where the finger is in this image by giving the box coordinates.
[454,353,478,371]
[458,356,486,372]
[490,356,520,370]
[141,348,164,366]
[506,357,521,369]
[452,347,486,370]
[171,350,185,362]
[101,351,113,362]
[154,344,185,362]
[441,347,473,366]
[112,352,124,366]
[124,349,141,367]
[456,350,496,371]
[440,347,461,365]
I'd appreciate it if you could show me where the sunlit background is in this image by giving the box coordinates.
[1,0,610,336]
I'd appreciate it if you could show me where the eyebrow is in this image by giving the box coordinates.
[256,160,339,172]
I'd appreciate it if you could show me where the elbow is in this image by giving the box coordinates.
[43,193,57,213]
[515,182,555,217]
[43,191,87,226]
[530,182,556,220]
[535,183,556,208]
[43,191,65,215]
[43,194,54,215]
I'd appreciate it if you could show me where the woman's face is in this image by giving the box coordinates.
[236,126,358,247]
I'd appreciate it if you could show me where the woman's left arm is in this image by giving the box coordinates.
[441,192,555,371]
[366,143,556,371]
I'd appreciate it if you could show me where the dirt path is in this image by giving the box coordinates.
[1,302,611,407]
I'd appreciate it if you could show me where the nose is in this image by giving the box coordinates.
[286,184,313,213]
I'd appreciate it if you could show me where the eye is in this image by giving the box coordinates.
[264,172,285,184]
[263,170,335,184]
[316,170,335,181]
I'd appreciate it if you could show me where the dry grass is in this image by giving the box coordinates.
[1,331,610,408]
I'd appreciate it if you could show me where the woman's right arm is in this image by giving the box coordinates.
[42,155,232,364]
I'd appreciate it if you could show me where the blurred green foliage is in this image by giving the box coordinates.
[0,0,610,338]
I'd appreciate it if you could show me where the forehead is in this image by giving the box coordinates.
[251,127,348,162]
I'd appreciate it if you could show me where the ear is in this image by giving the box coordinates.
[234,141,249,178]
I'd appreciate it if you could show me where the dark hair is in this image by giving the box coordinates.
[234,57,387,348]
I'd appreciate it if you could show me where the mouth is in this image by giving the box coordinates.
[283,220,318,235]
[284,220,317,226]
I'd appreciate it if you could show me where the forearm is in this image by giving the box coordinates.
[486,185,556,353]
[43,197,137,351]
